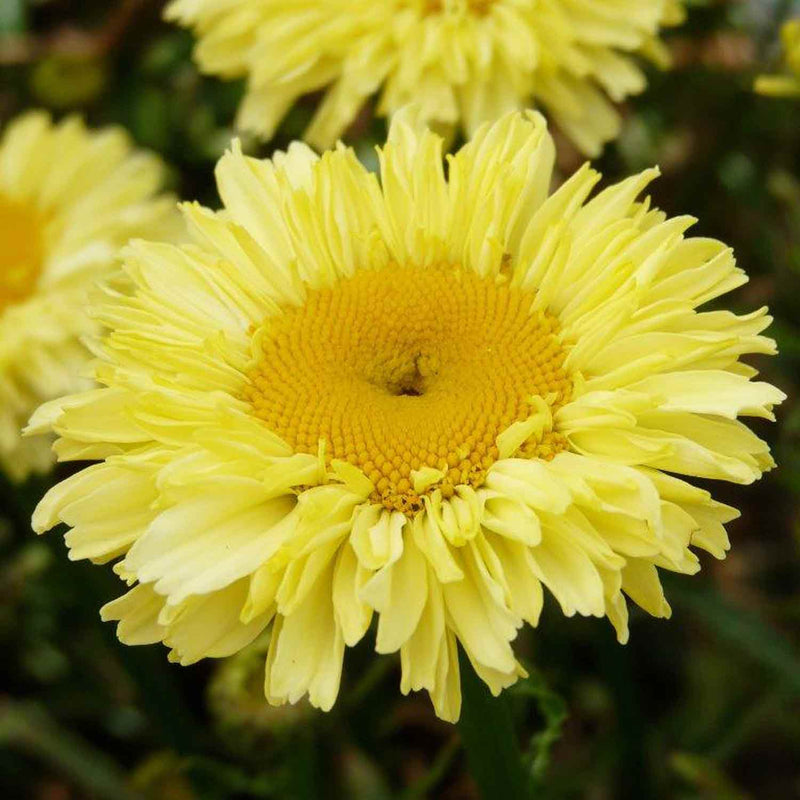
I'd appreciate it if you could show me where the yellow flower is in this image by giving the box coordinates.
[165,0,685,156]
[755,19,800,97]
[30,109,783,721]
[0,112,176,481]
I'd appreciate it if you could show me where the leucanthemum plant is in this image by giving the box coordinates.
[30,108,783,721]
[0,112,176,482]
[165,0,685,156]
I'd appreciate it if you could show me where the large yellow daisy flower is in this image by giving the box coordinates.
[165,0,685,156]
[30,109,783,721]
[755,19,800,97]
[0,112,176,482]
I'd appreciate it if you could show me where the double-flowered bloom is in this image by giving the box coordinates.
[0,113,176,481]
[166,0,685,155]
[30,109,782,721]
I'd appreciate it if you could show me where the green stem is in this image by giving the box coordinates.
[283,729,322,800]
[457,650,530,800]
[400,737,460,800]
[709,685,791,762]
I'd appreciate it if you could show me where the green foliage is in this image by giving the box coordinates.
[512,665,569,789]
[457,652,530,800]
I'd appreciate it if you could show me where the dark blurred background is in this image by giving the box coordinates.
[1,1,799,798]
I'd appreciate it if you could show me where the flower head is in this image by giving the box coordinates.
[30,108,783,721]
[755,19,800,97]
[0,112,176,481]
[165,0,685,156]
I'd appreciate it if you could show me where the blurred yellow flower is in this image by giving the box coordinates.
[755,19,800,97]
[165,0,685,156]
[30,109,782,721]
[0,112,177,481]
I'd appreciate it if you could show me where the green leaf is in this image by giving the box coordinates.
[511,666,569,786]
[457,650,530,800]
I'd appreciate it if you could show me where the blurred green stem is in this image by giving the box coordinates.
[284,729,323,800]
[0,700,144,800]
[595,633,653,800]
[709,684,793,762]
[400,737,460,800]
[457,651,531,800]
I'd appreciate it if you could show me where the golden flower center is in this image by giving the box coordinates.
[0,195,45,312]
[243,265,571,513]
